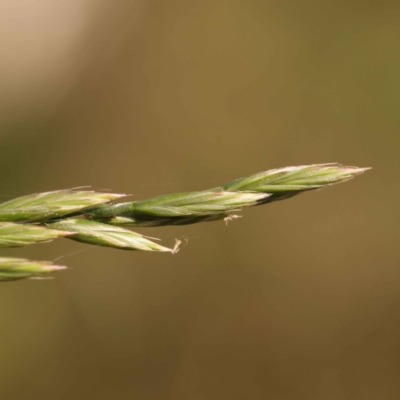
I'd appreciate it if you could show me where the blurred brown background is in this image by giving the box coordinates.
[0,1,399,399]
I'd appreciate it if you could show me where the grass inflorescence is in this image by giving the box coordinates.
[0,163,369,281]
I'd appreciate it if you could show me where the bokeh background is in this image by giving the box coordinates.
[0,1,399,399]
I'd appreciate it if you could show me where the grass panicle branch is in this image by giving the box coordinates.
[84,163,369,226]
[0,189,125,223]
[48,219,176,253]
[0,257,66,282]
[0,223,71,248]
[0,163,368,281]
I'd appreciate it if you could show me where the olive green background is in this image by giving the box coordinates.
[0,1,399,399]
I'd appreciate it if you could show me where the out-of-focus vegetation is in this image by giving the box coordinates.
[0,1,399,399]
